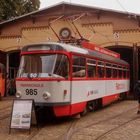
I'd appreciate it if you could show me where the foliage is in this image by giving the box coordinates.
[0,0,40,21]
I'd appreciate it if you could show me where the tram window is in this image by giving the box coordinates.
[118,66,122,78]
[87,59,96,78]
[72,56,86,77]
[127,70,130,78]
[106,63,112,78]
[112,65,118,78]
[97,61,104,78]
[123,70,127,78]
[17,54,69,78]
[54,55,69,78]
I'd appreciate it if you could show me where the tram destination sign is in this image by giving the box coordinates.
[10,99,33,130]
[82,41,120,58]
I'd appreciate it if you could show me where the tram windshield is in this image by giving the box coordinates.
[17,54,69,78]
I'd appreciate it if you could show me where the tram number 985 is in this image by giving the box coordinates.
[25,89,38,95]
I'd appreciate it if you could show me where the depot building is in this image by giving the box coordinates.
[0,2,140,96]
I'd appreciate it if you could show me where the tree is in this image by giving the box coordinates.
[0,0,40,21]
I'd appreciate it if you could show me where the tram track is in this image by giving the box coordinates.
[0,105,11,111]
[62,119,78,140]
[58,106,138,140]
[78,106,138,130]
[0,113,10,120]
[24,127,42,140]
[0,100,137,140]
[0,106,12,121]
[94,115,140,140]
[0,108,11,121]
[0,97,13,121]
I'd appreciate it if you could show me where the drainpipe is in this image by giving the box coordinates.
[133,43,138,99]
[6,53,9,96]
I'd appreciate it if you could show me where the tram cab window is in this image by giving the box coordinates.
[87,59,96,78]
[72,56,86,77]
[17,54,69,78]
[106,63,112,78]
[112,65,118,78]
[97,61,104,78]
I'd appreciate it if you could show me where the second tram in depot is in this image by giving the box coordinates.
[16,41,130,117]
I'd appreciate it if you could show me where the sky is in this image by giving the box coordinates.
[40,0,140,15]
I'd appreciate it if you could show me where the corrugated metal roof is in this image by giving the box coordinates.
[0,2,139,26]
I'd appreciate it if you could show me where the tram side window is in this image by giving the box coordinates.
[118,66,122,78]
[112,65,118,78]
[97,61,104,78]
[87,59,96,78]
[106,63,112,78]
[127,70,130,78]
[123,67,127,78]
[72,56,86,77]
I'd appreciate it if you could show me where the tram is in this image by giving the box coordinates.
[16,42,130,117]
[0,63,5,98]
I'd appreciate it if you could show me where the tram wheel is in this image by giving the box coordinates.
[87,101,96,112]
[120,92,127,100]
[80,106,87,116]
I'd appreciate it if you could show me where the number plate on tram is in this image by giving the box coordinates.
[25,89,38,95]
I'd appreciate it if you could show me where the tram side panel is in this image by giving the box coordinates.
[71,80,106,114]
[104,79,130,105]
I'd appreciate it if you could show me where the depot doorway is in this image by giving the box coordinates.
[8,51,20,95]
[106,46,134,96]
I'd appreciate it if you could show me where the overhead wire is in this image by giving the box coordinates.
[86,17,112,42]
[115,0,129,14]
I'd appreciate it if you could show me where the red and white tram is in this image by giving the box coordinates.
[16,42,130,117]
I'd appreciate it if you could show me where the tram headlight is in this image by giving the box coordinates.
[43,92,51,100]
[16,91,22,98]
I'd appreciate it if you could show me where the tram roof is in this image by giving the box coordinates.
[22,42,129,66]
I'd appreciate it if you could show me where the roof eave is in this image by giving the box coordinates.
[0,2,140,26]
